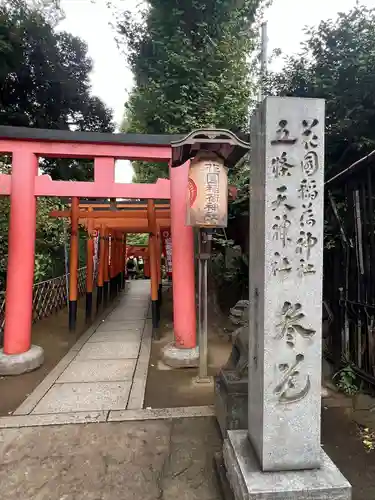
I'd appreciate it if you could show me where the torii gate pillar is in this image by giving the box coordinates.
[163,162,198,368]
[0,150,44,375]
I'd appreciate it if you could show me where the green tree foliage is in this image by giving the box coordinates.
[0,0,115,288]
[0,0,113,133]
[117,0,264,182]
[0,0,115,181]
[268,6,375,175]
[126,233,149,247]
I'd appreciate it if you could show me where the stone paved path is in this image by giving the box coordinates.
[0,417,221,500]
[12,280,152,418]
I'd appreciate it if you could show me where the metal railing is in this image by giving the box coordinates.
[0,267,87,344]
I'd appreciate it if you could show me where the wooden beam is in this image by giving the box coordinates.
[73,203,170,209]
[50,209,170,219]
[79,218,170,231]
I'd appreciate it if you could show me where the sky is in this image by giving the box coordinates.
[57,0,375,182]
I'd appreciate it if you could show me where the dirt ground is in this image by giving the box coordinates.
[322,407,375,500]
[144,287,232,409]
[0,295,99,416]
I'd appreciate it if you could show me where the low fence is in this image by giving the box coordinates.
[324,154,375,385]
[0,267,87,345]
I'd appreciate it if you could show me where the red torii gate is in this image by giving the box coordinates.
[0,127,196,375]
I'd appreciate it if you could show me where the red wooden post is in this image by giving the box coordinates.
[86,207,94,321]
[163,162,198,367]
[121,233,126,288]
[0,150,44,374]
[97,225,105,311]
[69,197,79,331]
[103,227,110,306]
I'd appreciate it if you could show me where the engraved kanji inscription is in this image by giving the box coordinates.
[204,168,220,225]
[298,178,318,201]
[298,259,316,277]
[271,120,297,145]
[272,152,295,178]
[300,202,316,227]
[274,354,311,404]
[296,230,318,260]
[302,119,319,149]
[302,151,319,176]
[271,252,292,276]
[271,186,295,211]
[272,214,292,247]
[275,301,316,347]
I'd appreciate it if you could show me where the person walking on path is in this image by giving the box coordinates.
[126,256,136,280]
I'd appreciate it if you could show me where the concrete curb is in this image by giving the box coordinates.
[108,405,215,422]
[127,315,152,410]
[0,405,215,429]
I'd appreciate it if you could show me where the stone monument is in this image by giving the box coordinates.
[222,97,351,499]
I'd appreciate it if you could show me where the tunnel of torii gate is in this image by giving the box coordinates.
[0,126,197,375]
[49,200,171,330]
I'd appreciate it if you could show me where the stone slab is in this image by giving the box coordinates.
[109,301,145,307]
[13,297,139,416]
[13,350,78,416]
[74,341,141,360]
[88,329,142,343]
[223,430,351,500]
[56,359,137,383]
[0,419,172,500]
[120,297,149,302]
[68,314,112,350]
[119,300,149,305]
[31,381,131,414]
[105,316,146,323]
[110,303,148,310]
[108,314,147,321]
[65,301,122,351]
[110,302,148,308]
[96,321,144,332]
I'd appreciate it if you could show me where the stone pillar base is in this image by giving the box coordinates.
[222,430,351,500]
[162,342,199,368]
[214,371,248,437]
[0,345,44,375]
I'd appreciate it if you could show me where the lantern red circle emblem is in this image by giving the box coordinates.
[188,178,197,207]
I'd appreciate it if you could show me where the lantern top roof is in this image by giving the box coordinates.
[171,128,250,169]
